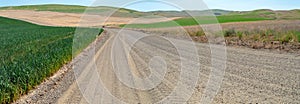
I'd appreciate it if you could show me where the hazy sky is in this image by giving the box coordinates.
[0,0,299,11]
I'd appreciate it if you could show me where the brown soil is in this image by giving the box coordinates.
[0,10,180,27]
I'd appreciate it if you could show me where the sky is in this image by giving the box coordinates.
[0,0,299,11]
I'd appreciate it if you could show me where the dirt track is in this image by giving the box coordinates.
[53,29,299,104]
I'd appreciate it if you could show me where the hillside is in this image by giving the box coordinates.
[0,4,87,13]
[228,9,300,20]
[0,4,145,17]
[122,9,300,28]
[148,9,232,17]
[1,4,299,27]
[0,4,232,17]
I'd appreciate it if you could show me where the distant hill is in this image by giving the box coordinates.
[147,9,231,17]
[0,4,232,17]
[121,9,300,28]
[0,4,299,19]
[0,4,87,13]
[228,9,300,20]
[0,4,145,17]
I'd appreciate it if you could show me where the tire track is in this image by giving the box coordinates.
[57,28,299,104]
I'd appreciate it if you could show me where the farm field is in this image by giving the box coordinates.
[0,4,141,17]
[121,9,300,28]
[1,4,299,28]
[0,4,231,17]
[0,3,299,104]
[0,16,99,103]
[121,15,274,28]
[0,10,180,27]
[0,4,88,13]
[135,20,300,53]
[118,9,300,52]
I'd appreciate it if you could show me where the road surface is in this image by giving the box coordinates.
[57,29,300,104]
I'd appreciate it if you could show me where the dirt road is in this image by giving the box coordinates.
[54,29,299,104]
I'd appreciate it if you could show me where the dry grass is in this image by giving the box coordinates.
[136,20,300,52]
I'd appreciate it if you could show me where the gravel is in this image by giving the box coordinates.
[13,31,110,104]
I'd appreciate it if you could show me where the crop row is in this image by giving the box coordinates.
[0,17,101,103]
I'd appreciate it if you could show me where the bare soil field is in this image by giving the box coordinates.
[0,10,180,27]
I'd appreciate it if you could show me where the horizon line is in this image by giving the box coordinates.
[0,3,299,12]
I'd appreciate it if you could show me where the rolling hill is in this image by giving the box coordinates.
[0,4,232,17]
[122,9,300,28]
[1,4,299,28]
[0,4,144,17]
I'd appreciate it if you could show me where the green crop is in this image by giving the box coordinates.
[120,14,276,28]
[0,16,101,103]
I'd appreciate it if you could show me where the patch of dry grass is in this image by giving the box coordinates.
[138,20,300,51]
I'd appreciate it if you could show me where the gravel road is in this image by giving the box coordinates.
[17,29,300,104]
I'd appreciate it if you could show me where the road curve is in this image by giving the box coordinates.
[57,29,300,104]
